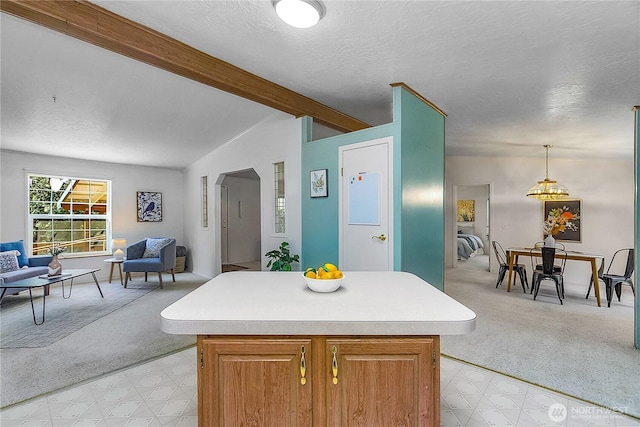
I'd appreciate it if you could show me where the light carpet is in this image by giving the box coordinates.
[442,267,640,418]
[457,252,490,272]
[0,272,208,408]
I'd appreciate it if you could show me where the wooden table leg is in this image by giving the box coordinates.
[117,263,123,286]
[590,259,602,307]
[108,262,115,283]
[507,252,515,292]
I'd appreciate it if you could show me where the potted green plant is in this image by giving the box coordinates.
[265,241,300,271]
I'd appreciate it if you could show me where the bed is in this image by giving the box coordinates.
[457,227,484,260]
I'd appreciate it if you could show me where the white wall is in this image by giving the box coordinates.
[0,150,184,282]
[183,113,302,278]
[445,155,634,285]
[5,136,628,289]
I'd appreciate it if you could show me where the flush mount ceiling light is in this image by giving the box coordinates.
[526,144,570,200]
[273,0,325,28]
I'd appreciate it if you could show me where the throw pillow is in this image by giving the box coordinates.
[143,238,172,258]
[0,250,21,273]
[0,240,29,267]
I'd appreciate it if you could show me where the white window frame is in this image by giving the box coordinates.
[27,173,112,257]
[201,175,209,229]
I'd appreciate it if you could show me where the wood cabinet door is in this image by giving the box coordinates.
[198,337,313,427]
[326,337,439,427]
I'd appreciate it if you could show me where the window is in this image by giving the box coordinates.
[274,162,285,233]
[28,174,111,256]
[201,175,209,228]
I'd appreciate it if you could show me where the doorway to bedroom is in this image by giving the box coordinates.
[454,184,491,272]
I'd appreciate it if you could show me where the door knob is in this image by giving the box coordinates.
[372,234,386,241]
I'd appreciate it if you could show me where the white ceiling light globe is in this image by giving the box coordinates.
[274,0,325,29]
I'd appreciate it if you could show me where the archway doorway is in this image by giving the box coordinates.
[218,168,261,272]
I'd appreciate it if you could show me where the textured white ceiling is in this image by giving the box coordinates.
[2,1,639,168]
[0,13,279,169]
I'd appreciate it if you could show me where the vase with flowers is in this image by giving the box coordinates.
[47,244,66,276]
[543,206,579,246]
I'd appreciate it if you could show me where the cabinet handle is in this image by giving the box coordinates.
[300,345,306,385]
[331,346,338,385]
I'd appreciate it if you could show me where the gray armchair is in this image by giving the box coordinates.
[123,238,176,288]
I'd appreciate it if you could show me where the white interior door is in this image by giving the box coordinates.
[339,137,392,271]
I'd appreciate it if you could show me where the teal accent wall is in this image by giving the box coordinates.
[301,123,394,269]
[635,107,639,349]
[395,88,445,289]
[301,85,445,289]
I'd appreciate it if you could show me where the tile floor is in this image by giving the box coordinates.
[1,346,639,427]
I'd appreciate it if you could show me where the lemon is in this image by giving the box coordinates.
[305,264,341,280]
[323,263,338,272]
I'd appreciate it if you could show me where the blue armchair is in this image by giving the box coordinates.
[123,238,176,288]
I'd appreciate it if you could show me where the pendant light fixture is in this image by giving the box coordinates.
[273,0,325,28]
[526,145,569,200]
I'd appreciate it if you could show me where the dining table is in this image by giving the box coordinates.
[506,247,604,307]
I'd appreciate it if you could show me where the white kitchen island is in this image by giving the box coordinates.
[161,271,476,427]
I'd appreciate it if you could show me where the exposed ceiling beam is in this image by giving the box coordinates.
[1,0,371,133]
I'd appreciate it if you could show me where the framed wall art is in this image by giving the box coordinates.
[543,199,581,242]
[137,191,162,222]
[457,200,475,222]
[310,169,328,198]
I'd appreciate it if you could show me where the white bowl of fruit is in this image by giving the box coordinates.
[303,263,344,293]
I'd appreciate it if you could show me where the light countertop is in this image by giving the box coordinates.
[161,271,476,336]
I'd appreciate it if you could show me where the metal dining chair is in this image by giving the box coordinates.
[586,248,635,307]
[531,246,567,305]
[492,241,528,292]
[533,241,564,275]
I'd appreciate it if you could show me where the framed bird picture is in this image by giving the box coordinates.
[137,191,162,222]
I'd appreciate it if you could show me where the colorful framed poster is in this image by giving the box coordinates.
[543,199,581,242]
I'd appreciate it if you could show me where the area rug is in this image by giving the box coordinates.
[0,280,157,348]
